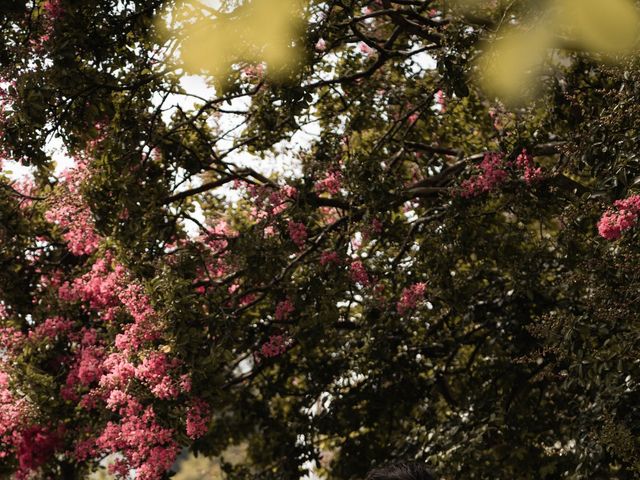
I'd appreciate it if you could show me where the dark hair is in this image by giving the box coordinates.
[365,462,436,480]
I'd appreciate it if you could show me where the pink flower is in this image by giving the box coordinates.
[76,346,105,386]
[315,38,327,52]
[60,256,126,321]
[598,194,640,240]
[460,152,508,198]
[0,368,32,461]
[186,398,210,439]
[259,334,290,358]
[275,298,295,321]
[0,327,25,354]
[288,220,308,248]
[45,161,101,256]
[95,406,179,480]
[314,170,342,195]
[105,390,142,417]
[435,90,446,113]
[359,42,374,55]
[14,425,62,477]
[99,353,136,391]
[28,316,73,341]
[12,178,36,210]
[319,251,341,266]
[515,149,543,184]
[349,260,370,286]
[42,0,63,20]
[397,282,427,315]
[135,352,181,400]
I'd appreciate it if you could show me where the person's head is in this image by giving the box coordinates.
[365,461,436,480]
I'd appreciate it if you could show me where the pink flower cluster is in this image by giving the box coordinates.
[315,38,327,52]
[516,149,543,184]
[397,282,427,315]
[598,194,640,240]
[0,370,31,461]
[288,220,308,249]
[58,256,126,321]
[28,316,73,341]
[135,352,183,400]
[45,162,101,256]
[435,90,446,113]
[246,184,298,221]
[315,170,342,195]
[460,150,544,197]
[42,0,63,20]
[0,243,208,480]
[260,334,290,358]
[98,352,136,393]
[14,425,62,478]
[319,251,341,266]
[45,254,200,479]
[275,298,294,321]
[186,398,210,439]
[359,42,374,55]
[350,260,371,286]
[62,331,105,400]
[45,201,101,255]
[12,177,36,210]
[94,406,179,480]
[0,369,64,478]
[0,327,25,355]
[460,153,509,198]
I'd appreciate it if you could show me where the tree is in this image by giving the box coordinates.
[1,0,639,479]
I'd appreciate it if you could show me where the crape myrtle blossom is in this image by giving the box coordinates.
[319,250,341,266]
[349,260,371,286]
[598,194,640,240]
[435,89,446,113]
[288,220,308,248]
[185,398,211,440]
[314,170,342,195]
[259,334,290,358]
[397,282,427,315]
[460,152,509,198]
[42,0,63,21]
[14,425,63,479]
[275,298,295,321]
[315,38,327,52]
[0,237,204,479]
[0,369,33,462]
[243,182,298,220]
[44,160,101,256]
[460,149,544,197]
[94,406,180,480]
[359,41,374,55]
[516,149,543,185]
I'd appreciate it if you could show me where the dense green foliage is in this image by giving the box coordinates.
[1,1,639,479]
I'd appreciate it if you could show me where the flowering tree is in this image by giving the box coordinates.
[1,1,640,479]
